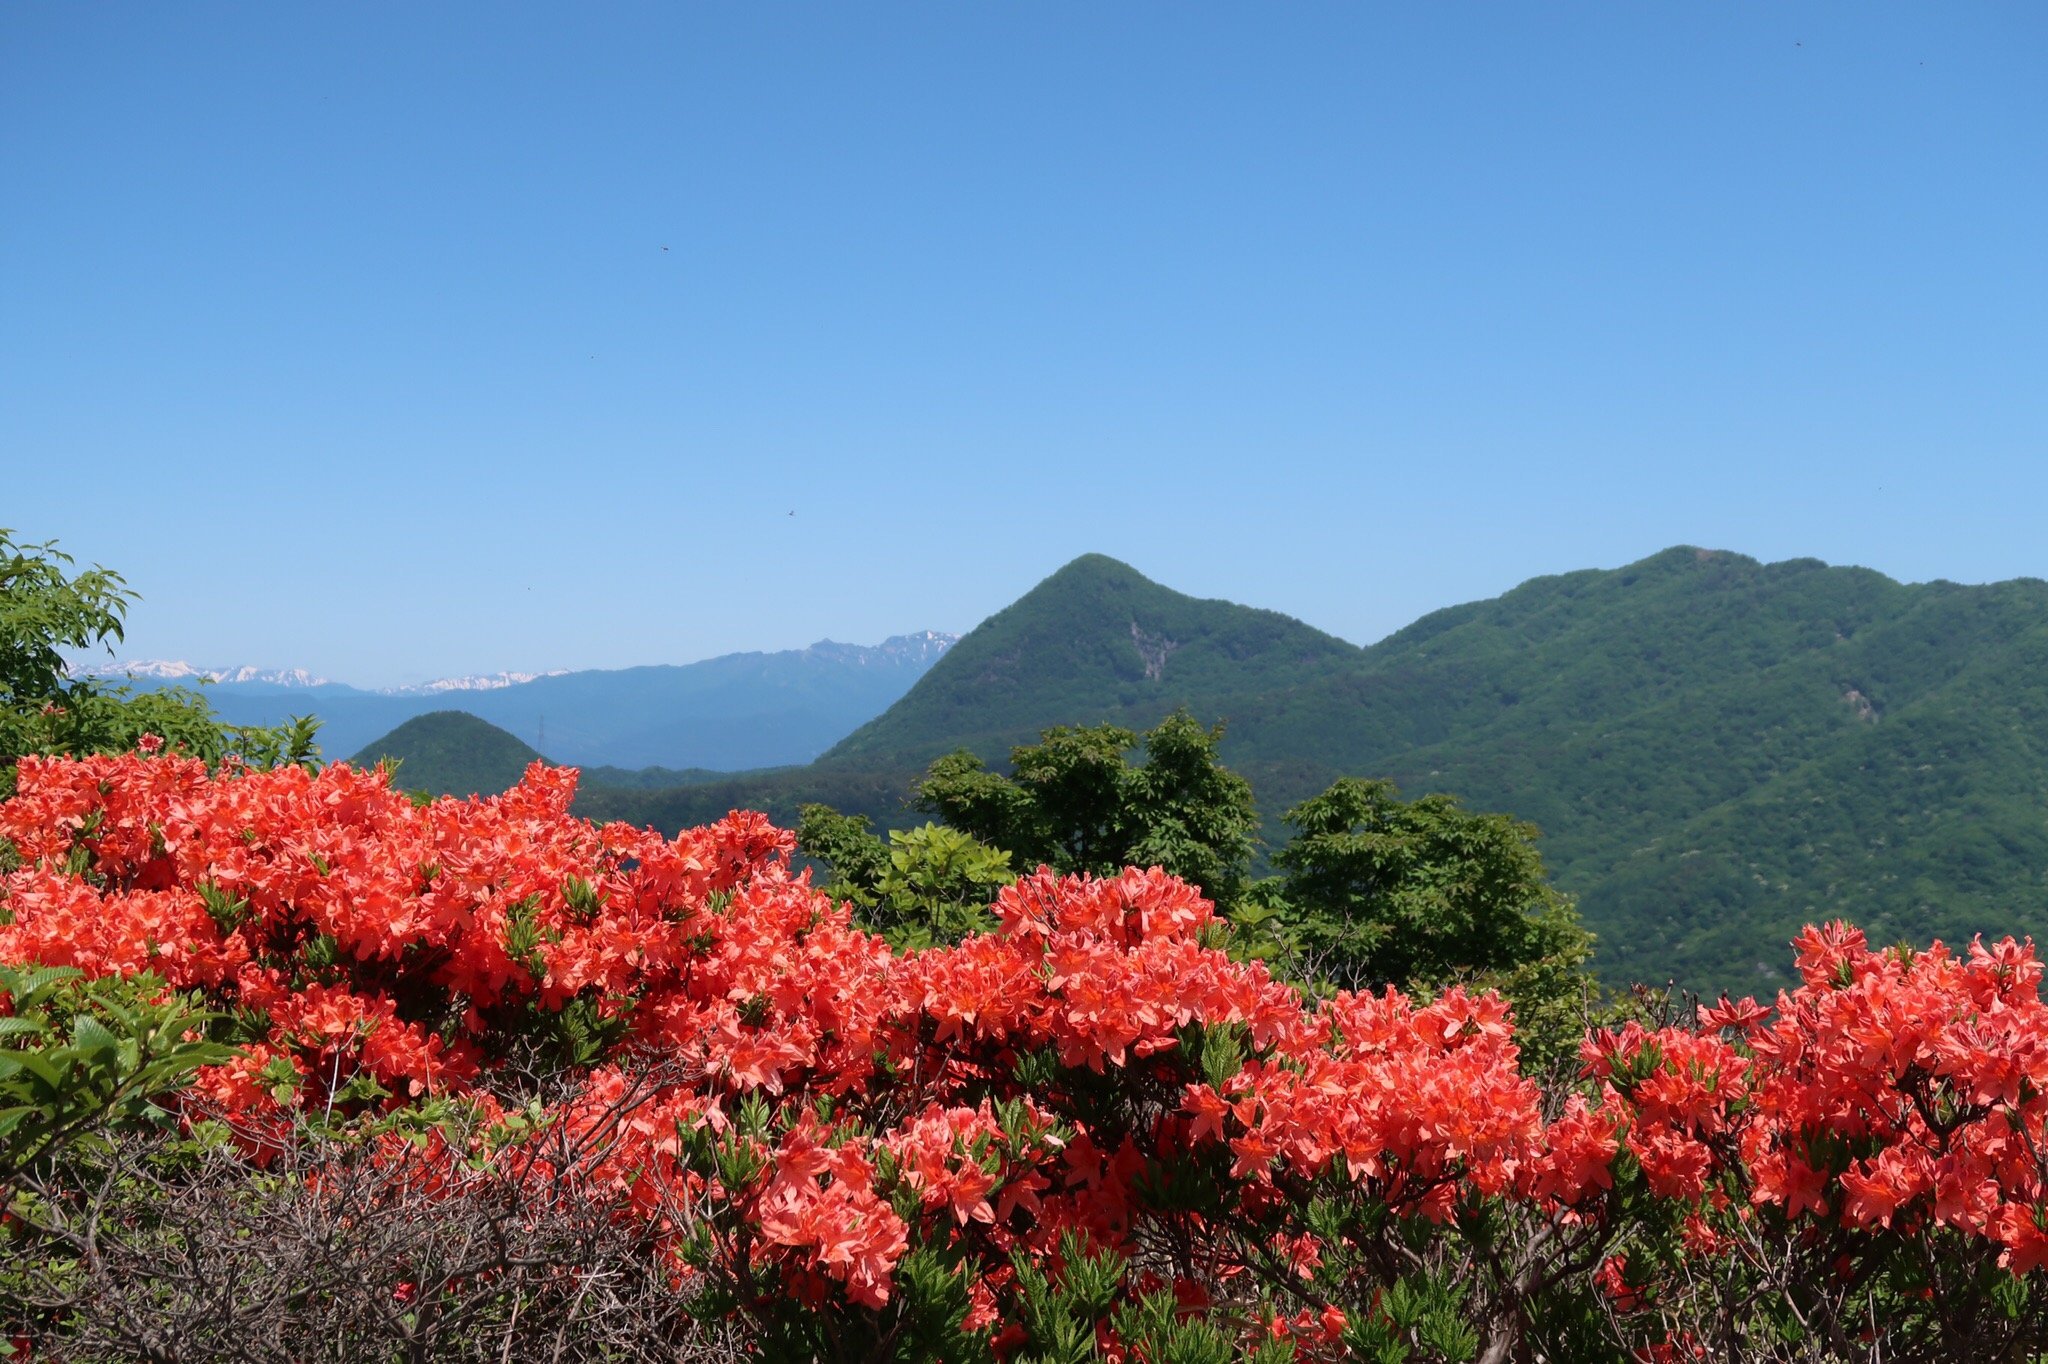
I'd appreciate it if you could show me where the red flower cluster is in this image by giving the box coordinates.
[9,750,2048,1352]
[1,751,759,1108]
[1587,921,2048,1276]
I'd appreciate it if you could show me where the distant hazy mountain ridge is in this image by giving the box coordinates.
[83,633,957,698]
[90,633,958,770]
[78,660,574,696]
[804,630,957,668]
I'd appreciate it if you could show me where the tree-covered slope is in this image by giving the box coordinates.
[1574,596,2048,989]
[1281,552,2048,990]
[350,712,548,798]
[820,555,1357,769]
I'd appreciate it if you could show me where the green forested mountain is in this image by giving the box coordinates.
[1294,550,2048,990]
[350,711,549,798]
[821,554,1359,768]
[581,549,2048,993]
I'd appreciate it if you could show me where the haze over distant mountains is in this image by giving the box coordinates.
[75,659,571,694]
[82,633,957,770]
[566,549,2048,994]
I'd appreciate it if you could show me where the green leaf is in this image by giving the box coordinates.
[70,1014,121,1056]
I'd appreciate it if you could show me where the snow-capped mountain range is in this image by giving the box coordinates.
[75,660,336,689]
[73,660,572,696]
[395,669,574,695]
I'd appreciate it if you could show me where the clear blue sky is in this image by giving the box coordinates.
[5,4,2043,688]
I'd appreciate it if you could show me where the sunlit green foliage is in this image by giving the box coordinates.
[0,964,232,1200]
[1263,776,1601,1068]
[798,808,1015,948]
[807,718,1604,1061]
[1271,777,1588,990]
[0,530,319,793]
[915,709,1259,910]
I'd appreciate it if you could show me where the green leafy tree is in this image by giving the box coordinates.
[0,530,319,791]
[798,807,1016,948]
[796,804,896,902]
[1273,777,1580,986]
[1270,777,1598,1065]
[914,709,1259,909]
[0,530,133,705]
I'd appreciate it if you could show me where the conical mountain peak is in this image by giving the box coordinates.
[351,711,547,799]
[820,555,1356,768]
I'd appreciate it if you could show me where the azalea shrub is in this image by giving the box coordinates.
[3,751,2048,1361]
[1582,926,2048,1360]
